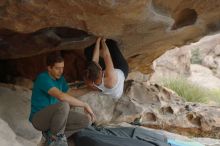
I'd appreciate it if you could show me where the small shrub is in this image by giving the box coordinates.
[161,77,208,103]
[191,48,202,64]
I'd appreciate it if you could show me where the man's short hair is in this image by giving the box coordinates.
[84,61,101,81]
[46,52,64,67]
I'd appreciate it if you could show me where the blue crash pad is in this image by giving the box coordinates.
[168,139,204,146]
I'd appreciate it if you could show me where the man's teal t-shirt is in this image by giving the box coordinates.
[29,71,69,121]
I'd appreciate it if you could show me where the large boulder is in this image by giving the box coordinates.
[78,92,116,124]
[188,64,220,89]
[150,46,191,83]
[150,33,220,89]
[0,118,22,146]
[1,0,220,76]
[75,80,220,138]
[189,33,220,78]
[1,81,220,145]
[0,83,41,146]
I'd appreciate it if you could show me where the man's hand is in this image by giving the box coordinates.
[84,103,96,122]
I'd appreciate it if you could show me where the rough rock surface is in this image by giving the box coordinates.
[0,83,41,146]
[188,64,220,89]
[185,33,220,79]
[77,80,220,138]
[1,0,220,75]
[150,33,220,89]
[126,71,149,82]
[150,46,191,83]
[1,82,220,145]
[0,49,87,82]
[0,119,23,146]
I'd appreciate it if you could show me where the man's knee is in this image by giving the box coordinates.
[86,114,93,126]
[81,114,92,128]
[58,102,70,114]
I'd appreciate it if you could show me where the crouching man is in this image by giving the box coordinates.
[29,52,96,146]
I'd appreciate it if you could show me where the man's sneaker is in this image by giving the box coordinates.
[42,130,54,146]
[49,133,68,146]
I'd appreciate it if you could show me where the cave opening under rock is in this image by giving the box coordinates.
[0,27,96,83]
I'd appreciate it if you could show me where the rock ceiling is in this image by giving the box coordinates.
[1,0,220,80]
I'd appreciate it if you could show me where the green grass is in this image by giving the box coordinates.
[161,77,208,103]
[209,89,220,105]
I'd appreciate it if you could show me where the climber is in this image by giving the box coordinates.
[83,37,129,99]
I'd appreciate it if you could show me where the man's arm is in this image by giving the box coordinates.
[48,87,96,122]
[92,37,101,63]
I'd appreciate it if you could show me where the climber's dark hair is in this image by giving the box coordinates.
[84,61,102,81]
